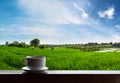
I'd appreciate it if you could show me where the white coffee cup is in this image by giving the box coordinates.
[25,56,47,70]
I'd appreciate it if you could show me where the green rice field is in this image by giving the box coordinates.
[0,46,120,70]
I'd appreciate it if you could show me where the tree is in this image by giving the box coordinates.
[109,42,113,45]
[39,44,46,49]
[30,39,40,47]
[18,42,26,48]
[5,42,9,46]
[12,41,19,46]
[8,41,19,47]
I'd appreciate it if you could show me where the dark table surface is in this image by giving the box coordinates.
[0,70,120,83]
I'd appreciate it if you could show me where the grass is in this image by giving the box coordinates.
[0,46,120,70]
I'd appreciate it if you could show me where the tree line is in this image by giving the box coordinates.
[3,38,120,51]
[4,39,46,49]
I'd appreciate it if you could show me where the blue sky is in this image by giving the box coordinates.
[0,0,120,44]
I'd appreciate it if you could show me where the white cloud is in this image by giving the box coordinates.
[5,24,57,36]
[73,3,78,8]
[0,27,16,33]
[116,25,120,29]
[18,0,84,25]
[98,6,115,19]
[109,35,120,42]
[79,8,88,18]
[19,26,56,36]
[73,2,88,18]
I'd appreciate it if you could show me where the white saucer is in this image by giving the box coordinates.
[22,66,48,71]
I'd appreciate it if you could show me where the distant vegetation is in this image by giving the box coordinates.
[4,38,46,49]
[3,38,120,52]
